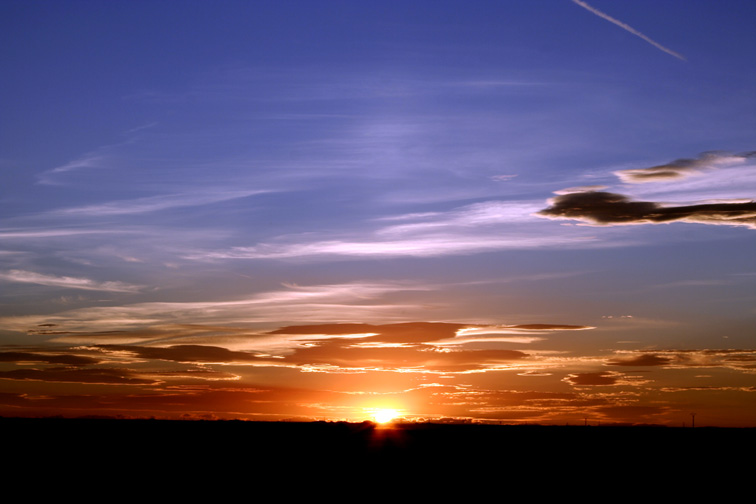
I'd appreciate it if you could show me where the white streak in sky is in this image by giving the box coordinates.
[55,189,270,216]
[0,228,132,239]
[0,269,143,293]
[572,0,686,61]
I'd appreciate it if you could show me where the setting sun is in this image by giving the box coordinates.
[373,409,399,424]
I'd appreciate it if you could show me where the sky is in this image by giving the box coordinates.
[1,0,754,426]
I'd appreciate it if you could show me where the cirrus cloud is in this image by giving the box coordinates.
[0,269,144,293]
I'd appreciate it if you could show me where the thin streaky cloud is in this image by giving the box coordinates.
[54,189,270,216]
[572,0,686,61]
[188,234,603,261]
[187,200,610,261]
[0,269,143,293]
[0,281,432,335]
[44,153,106,176]
[37,148,117,186]
[35,133,144,186]
[0,228,140,239]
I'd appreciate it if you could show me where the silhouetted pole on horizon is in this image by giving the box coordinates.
[690,412,696,428]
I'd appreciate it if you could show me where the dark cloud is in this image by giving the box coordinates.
[607,354,672,367]
[283,340,528,373]
[564,372,620,386]
[0,367,159,385]
[608,349,756,371]
[614,151,755,183]
[271,322,592,344]
[269,323,383,336]
[508,324,590,331]
[270,322,467,344]
[100,344,266,364]
[537,191,756,228]
[0,350,100,366]
[594,405,666,421]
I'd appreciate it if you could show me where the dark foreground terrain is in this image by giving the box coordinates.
[4,417,752,491]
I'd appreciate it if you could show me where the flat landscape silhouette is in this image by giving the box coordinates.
[6,416,752,464]
[6,416,753,496]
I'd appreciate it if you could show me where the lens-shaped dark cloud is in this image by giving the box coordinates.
[269,322,467,343]
[100,344,266,364]
[538,191,756,228]
[564,372,620,386]
[281,340,529,373]
[607,354,672,366]
[0,351,100,366]
[270,322,592,344]
[594,405,667,421]
[0,367,159,385]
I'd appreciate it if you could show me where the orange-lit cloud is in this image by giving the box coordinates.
[1,321,754,425]
[99,344,268,364]
[563,371,645,386]
[608,349,756,372]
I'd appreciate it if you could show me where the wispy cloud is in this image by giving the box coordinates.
[572,0,686,61]
[35,140,130,186]
[188,200,606,261]
[37,153,108,183]
[0,228,130,239]
[53,189,269,217]
[0,270,143,293]
[0,281,433,337]
[189,234,600,260]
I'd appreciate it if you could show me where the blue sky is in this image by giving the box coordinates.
[1,0,754,425]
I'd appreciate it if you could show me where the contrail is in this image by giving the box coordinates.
[572,0,686,61]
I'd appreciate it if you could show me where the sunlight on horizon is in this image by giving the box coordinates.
[371,409,400,424]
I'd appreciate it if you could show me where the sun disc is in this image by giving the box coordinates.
[373,409,398,424]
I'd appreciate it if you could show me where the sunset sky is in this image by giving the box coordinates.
[1,0,754,426]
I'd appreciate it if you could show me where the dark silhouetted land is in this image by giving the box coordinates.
[5,417,753,469]
[5,416,752,495]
